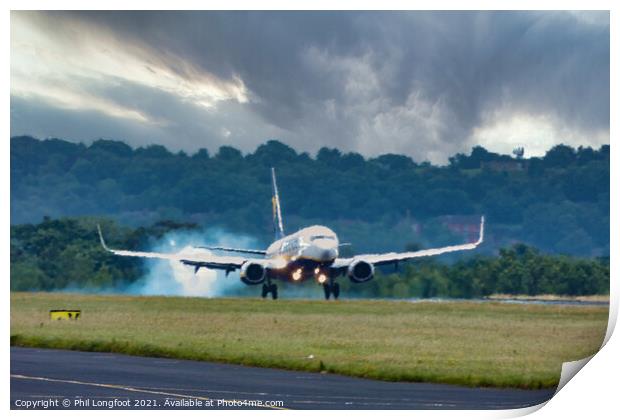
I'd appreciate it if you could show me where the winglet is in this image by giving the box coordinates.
[475,216,485,246]
[97,224,111,252]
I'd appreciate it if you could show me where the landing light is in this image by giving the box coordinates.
[317,273,327,284]
[292,269,302,281]
[314,267,320,274]
[272,257,288,269]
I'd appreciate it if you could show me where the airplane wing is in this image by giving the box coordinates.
[196,245,266,256]
[97,225,249,272]
[332,216,485,269]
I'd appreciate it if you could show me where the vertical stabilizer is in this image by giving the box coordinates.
[271,167,285,239]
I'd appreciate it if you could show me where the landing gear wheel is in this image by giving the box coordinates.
[323,283,331,300]
[332,282,340,299]
[270,284,278,300]
[261,283,269,298]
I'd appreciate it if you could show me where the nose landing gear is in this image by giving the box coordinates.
[261,282,278,300]
[323,279,340,300]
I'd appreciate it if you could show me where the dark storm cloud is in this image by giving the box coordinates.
[11,11,609,162]
[60,11,366,125]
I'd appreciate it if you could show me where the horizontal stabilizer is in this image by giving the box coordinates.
[196,245,266,256]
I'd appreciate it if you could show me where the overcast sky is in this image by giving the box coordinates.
[10,11,609,163]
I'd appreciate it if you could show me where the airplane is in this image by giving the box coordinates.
[98,168,485,300]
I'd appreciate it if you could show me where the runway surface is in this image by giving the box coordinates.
[11,346,556,410]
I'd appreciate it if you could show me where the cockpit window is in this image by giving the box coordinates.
[311,235,336,241]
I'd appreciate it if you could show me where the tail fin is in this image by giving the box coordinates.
[271,167,285,239]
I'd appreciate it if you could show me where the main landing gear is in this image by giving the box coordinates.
[323,280,340,300]
[261,282,278,300]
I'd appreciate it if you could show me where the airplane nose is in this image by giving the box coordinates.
[320,247,337,261]
[311,239,338,261]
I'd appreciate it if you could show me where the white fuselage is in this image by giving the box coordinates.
[265,225,339,282]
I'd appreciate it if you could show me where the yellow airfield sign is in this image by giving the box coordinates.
[49,310,81,321]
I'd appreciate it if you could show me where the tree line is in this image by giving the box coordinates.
[11,136,610,257]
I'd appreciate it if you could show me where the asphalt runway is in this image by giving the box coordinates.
[11,346,556,410]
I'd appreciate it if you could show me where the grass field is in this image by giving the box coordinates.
[10,292,608,389]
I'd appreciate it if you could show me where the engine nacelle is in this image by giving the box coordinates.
[240,261,267,285]
[347,260,375,283]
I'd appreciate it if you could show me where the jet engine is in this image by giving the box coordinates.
[240,261,267,285]
[347,260,375,283]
